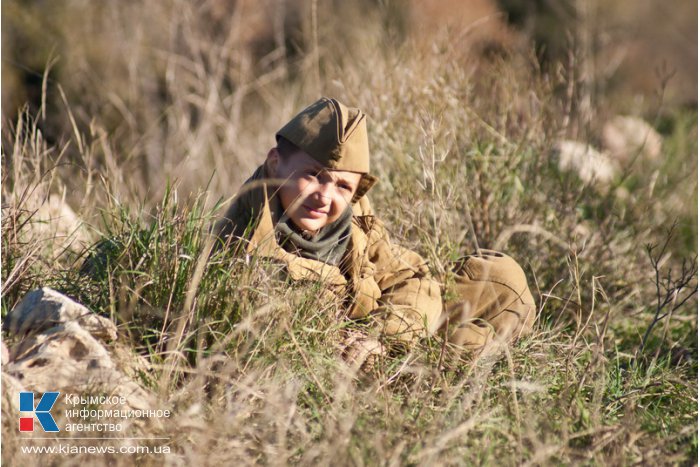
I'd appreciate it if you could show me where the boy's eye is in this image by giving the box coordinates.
[338,184,352,192]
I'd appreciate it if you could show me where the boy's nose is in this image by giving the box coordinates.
[317,182,334,201]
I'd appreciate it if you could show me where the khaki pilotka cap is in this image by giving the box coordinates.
[276,97,378,202]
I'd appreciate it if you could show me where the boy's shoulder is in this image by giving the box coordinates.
[351,195,376,234]
[352,195,374,218]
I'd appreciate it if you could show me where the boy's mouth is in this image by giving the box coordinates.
[302,204,328,218]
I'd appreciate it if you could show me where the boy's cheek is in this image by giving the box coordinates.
[336,194,353,210]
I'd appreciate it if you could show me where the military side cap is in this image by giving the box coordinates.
[276,97,377,202]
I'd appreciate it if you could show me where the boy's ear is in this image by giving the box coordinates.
[265,147,280,175]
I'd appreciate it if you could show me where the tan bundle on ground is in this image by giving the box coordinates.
[441,250,536,352]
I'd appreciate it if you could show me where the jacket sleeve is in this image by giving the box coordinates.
[354,198,443,343]
[212,165,268,251]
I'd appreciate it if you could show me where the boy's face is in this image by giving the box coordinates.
[267,148,362,233]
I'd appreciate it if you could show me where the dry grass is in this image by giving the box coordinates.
[2,1,697,465]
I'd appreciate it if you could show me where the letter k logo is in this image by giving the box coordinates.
[19,392,60,432]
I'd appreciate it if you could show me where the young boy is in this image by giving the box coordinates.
[215,97,536,369]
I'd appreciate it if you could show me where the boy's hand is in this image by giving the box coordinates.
[340,330,384,373]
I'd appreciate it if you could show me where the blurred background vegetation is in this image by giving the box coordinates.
[3,0,696,196]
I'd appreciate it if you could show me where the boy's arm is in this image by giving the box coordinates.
[362,213,443,344]
[213,196,247,247]
[212,166,268,249]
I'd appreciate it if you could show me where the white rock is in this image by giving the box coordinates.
[3,287,117,342]
[2,372,25,413]
[3,291,164,435]
[553,140,618,187]
[1,341,8,366]
[5,323,157,416]
[602,116,663,165]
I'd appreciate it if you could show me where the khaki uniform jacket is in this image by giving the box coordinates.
[215,167,444,344]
